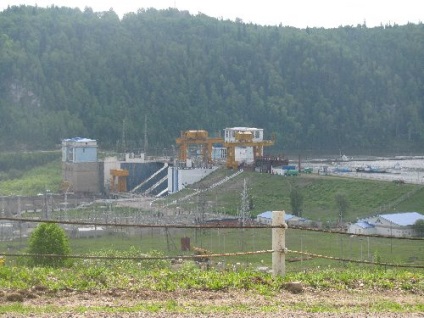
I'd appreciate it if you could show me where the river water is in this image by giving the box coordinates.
[301,156,424,185]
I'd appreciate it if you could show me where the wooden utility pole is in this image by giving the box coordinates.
[272,210,287,277]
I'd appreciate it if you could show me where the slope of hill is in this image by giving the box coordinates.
[0,6,423,153]
[1,149,423,222]
[160,167,424,223]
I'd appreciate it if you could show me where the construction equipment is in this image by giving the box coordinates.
[110,169,129,192]
[224,129,275,170]
[175,128,275,170]
[176,130,223,166]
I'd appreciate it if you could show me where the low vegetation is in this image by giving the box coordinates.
[0,155,423,314]
[162,168,424,222]
[1,155,423,221]
[0,161,61,196]
[0,151,60,181]
[0,249,423,315]
[27,223,71,267]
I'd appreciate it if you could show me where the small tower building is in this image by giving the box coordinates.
[62,137,100,193]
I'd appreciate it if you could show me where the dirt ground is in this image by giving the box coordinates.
[2,288,424,317]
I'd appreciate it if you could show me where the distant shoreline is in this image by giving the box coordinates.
[301,155,424,164]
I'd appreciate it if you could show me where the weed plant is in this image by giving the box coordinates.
[2,161,424,221]
[0,248,423,315]
[0,248,423,293]
[0,161,61,195]
[2,226,423,271]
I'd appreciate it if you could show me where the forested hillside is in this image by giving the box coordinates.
[0,5,423,153]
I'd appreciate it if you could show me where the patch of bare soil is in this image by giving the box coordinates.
[1,288,423,317]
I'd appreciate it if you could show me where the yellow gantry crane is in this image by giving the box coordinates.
[110,169,129,192]
[176,130,223,165]
[224,131,275,169]
[176,128,275,169]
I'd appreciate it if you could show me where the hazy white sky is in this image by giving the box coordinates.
[0,0,423,28]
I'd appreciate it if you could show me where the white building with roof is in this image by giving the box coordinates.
[348,221,376,235]
[224,127,264,143]
[256,211,312,227]
[62,137,98,163]
[223,127,264,166]
[348,212,424,237]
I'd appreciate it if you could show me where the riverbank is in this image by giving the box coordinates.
[298,156,424,185]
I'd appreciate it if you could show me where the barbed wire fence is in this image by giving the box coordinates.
[1,212,424,275]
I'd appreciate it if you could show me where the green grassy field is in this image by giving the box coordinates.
[3,224,423,272]
[0,161,61,196]
[161,168,424,222]
[1,250,423,315]
[1,156,424,315]
[1,158,423,270]
[1,157,423,222]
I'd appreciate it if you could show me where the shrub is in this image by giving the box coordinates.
[27,223,71,267]
[412,219,424,237]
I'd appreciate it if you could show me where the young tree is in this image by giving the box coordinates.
[290,186,303,217]
[412,219,424,237]
[27,223,71,267]
[335,193,349,224]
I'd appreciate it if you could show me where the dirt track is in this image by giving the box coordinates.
[3,288,424,317]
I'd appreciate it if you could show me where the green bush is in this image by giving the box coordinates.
[27,223,71,267]
[412,219,424,237]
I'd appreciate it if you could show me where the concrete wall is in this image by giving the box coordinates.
[167,167,218,194]
[348,220,416,237]
[70,227,105,238]
[62,162,100,193]
[234,146,255,164]
[373,225,415,237]
[124,153,145,163]
[103,155,153,193]
[348,224,375,235]
[103,157,120,191]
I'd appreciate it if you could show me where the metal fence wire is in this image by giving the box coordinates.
[0,216,423,271]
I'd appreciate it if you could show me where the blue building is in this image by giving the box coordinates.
[348,212,424,237]
[62,137,98,163]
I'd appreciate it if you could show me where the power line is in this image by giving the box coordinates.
[2,249,423,269]
[287,249,424,269]
[0,250,273,261]
[0,216,278,229]
[288,225,424,240]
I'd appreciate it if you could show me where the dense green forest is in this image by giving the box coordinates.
[0,5,423,154]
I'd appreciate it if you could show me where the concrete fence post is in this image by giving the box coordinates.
[272,210,286,277]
